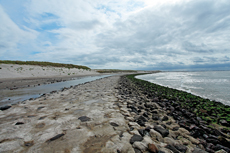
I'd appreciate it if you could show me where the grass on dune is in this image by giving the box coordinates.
[0,60,90,70]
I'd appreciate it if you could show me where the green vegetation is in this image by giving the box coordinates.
[96,69,137,73]
[0,60,90,70]
[126,74,230,126]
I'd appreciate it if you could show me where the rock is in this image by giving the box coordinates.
[164,137,180,146]
[15,122,24,125]
[174,144,187,153]
[150,129,164,142]
[192,147,208,153]
[172,127,179,131]
[162,116,169,121]
[213,144,230,153]
[215,149,228,153]
[206,138,220,145]
[219,120,229,126]
[37,106,45,111]
[152,115,160,121]
[178,137,191,145]
[137,116,148,126]
[187,136,200,145]
[165,144,180,153]
[130,134,143,144]
[133,141,147,152]
[138,129,147,137]
[110,122,119,127]
[78,116,91,122]
[24,140,34,147]
[145,126,152,132]
[154,125,169,137]
[134,148,142,153]
[35,123,45,128]
[46,133,65,142]
[38,116,47,120]
[148,144,158,153]
[0,105,11,111]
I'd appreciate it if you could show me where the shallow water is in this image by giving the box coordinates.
[0,75,112,107]
[136,71,230,106]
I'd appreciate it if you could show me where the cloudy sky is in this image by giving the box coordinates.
[0,0,230,70]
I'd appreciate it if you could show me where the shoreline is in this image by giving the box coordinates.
[0,74,229,152]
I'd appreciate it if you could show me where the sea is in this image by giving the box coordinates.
[136,71,230,106]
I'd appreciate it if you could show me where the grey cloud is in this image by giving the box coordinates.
[93,0,230,70]
[182,41,213,53]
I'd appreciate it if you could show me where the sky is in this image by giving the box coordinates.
[0,0,230,70]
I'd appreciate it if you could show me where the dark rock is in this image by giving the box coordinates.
[27,115,36,118]
[205,148,215,153]
[143,112,149,118]
[219,120,229,126]
[137,120,145,126]
[138,129,147,137]
[110,122,119,127]
[152,115,159,121]
[38,116,47,120]
[166,121,172,125]
[218,136,230,147]
[172,127,179,131]
[160,124,166,129]
[134,148,142,153]
[199,139,207,147]
[153,126,169,137]
[148,143,158,153]
[0,105,11,111]
[174,144,187,153]
[137,116,148,126]
[191,130,202,138]
[15,122,24,125]
[37,106,45,111]
[162,116,169,121]
[78,116,91,122]
[213,144,230,153]
[192,147,208,153]
[130,134,143,144]
[46,133,65,142]
[206,138,220,145]
[145,126,152,132]
[165,144,180,153]
[130,127,134,131]
[151,110,158,114]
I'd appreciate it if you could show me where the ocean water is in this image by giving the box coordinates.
[136,71,230,106]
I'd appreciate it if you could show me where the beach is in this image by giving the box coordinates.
[0,65,230,153]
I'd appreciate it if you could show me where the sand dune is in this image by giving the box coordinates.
[0,64,99,79]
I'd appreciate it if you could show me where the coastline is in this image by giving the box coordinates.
[0,74,229,152]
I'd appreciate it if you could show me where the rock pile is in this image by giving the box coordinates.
[115,76,230,153]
